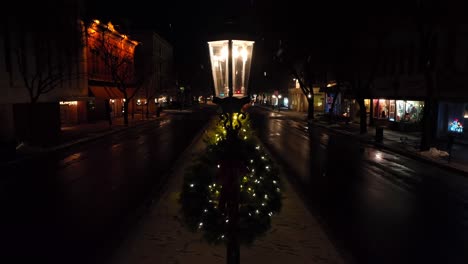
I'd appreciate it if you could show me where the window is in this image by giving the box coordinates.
[4,26,11,73]
[91,49,99,74]
[374,99,390,119]
[395,100,423,122]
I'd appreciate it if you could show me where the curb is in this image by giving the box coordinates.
[372,141,468,177]
[0,117,162,168]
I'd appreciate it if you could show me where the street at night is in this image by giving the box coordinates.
[3,1,468,264]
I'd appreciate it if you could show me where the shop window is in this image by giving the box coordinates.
[373,99,379,118]
[406,100,423,122]
[364,99,370,113]
[374,99,390,119]
[313,93,325,112]
[396,100,406,121]
[395,100,423,122]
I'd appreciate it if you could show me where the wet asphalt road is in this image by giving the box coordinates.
[249,107,468,264]
[0,107,214,264]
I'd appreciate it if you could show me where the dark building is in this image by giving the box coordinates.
[133,30,175,112]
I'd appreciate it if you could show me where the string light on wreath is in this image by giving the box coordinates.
[180,117,283,246]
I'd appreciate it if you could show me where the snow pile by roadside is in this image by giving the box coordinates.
[419,147,449,159]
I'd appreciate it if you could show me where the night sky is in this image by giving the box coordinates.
[84,0,290,93]
[82,0,466,94]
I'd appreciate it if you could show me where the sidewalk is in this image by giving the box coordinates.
[106,120,346,264]
[3,113,167,166]
[255,105,468,176]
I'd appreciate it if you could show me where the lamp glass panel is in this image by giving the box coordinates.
[208,40,229,97]
[232,40,254,97]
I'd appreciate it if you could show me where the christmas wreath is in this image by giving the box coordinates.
[180,115,283,245]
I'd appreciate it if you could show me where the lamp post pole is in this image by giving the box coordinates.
[228,40,233,98]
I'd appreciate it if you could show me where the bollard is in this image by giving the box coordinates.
[375,126,384,142]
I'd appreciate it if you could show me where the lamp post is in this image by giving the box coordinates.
[278,94,282,112]
[208,39,254,264]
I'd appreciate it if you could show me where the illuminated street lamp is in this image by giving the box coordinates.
[208,39,254,134]
[207,39,254,264]
[208,40,254,99]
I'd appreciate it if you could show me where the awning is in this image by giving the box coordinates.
[89,86,136,99]
[59,96,94,101]
[319,86,340,94]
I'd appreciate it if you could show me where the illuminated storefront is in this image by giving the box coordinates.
[340,99,365,122]
[59,100,88,125]
[373,99,424,123]
[313,88,325,113]
[287,84,326,114]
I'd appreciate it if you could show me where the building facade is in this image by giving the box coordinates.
[371,22,468,137]
[85,19,139,122]
[133,31,175,113]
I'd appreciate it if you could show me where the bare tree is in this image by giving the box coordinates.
[10,1,84,144]
[13,2,84,104]
[90,22,140,125]
[413,0,441,151]
[274,43,322,121]
[346,29,385,134]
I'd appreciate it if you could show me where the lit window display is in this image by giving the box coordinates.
[393,100,424,122]
[364,99,370,113]
[374,99,424,122]
[396,100,406,121]
[448,118,464,133]
[313,93,325,112]
[373,99,390,119]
